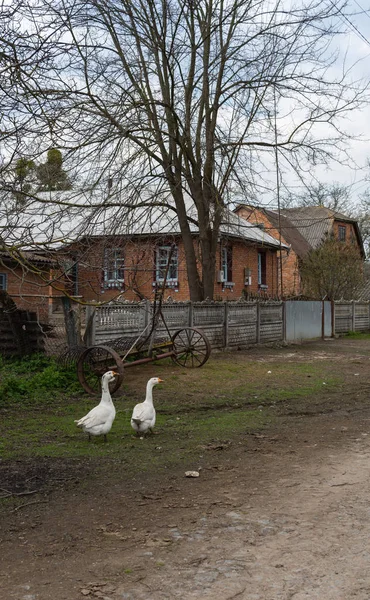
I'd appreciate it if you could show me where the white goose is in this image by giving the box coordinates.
[131,377,163,436]
[75,370,118,442]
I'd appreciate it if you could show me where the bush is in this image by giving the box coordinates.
[0,354,81,406]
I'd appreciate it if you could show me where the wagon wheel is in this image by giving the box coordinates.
[77,345,124,395]
[171,327,211,368]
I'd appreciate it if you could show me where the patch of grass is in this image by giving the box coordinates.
[0,354,82,408]
[0,348,346,473]
[343,331,370,339]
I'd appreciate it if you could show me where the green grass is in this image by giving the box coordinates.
[0,353,81,408]
[0,350,345,471]
[343,331,370,339]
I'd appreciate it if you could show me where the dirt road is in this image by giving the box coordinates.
[2,338,370,599]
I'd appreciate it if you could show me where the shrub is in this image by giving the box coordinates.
[0,354,80,406]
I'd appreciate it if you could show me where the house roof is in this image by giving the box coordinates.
[280,206,365,257]
[354,280,370,300]
[354,262,370,300]
[0,250,55,266]
[259,208,311,259]
[1,189,288,251]
[236,204,364,259]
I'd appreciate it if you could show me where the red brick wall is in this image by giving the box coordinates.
[235,206,302,297]
[332,220,361,252]
[214,241,279,299]
[75,238,190,302]
[0,263,53,320]
[73,236,280,302]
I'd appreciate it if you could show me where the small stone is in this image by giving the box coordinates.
[185,471,200,478]
[80,589,91,596]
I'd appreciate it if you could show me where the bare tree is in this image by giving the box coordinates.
[282,182,354,213]
[0,0,368,300]
[282,180,370,258]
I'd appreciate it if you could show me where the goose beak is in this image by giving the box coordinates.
[158,378,164,383]
[112,371,118,376]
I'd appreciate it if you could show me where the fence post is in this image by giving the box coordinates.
[321,300,325,340]
[62,296,79,347]
[352,300,356,332]
[224,302,229,349]
[188,301,193,327]
[84,304,96,346]
[145,299,151,330]
[282,300,286,342]
[256,301,261,343]
[331,301,335,337]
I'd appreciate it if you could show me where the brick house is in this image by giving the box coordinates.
[235,205,365,297]
[0,251,58,321]
[63,208,288,302]
[2,191,287,305]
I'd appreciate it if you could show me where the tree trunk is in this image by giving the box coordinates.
[171,185,204,301]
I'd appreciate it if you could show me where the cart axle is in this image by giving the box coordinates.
[123,350,175,367]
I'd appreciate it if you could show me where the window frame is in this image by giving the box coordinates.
[0,273,7,291]
[258,251,267,287]
[338,225,346,242]
[155,245,178,285]
[103,247,125,289]
[221,245,233,285]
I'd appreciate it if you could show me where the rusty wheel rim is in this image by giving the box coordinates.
[77,345,124,395]
[171,327,211,368]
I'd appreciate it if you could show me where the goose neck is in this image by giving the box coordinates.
[145,382,155,403]
[101,379,113,403]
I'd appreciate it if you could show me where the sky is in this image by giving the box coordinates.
[304,1,370,202]
[3,0,370,213]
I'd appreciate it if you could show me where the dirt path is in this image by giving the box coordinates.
[2,339,370,599]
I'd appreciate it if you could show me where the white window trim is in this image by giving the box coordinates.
[221,246,234,285]
[103,248,125,289]
[155,245,178,284]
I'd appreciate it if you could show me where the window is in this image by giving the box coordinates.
[103,247,124,289]
[221,245,233,283]
[0,273,7,290]
[258,252,267,287]
[155,245,178,285]
[338,225,346,242]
